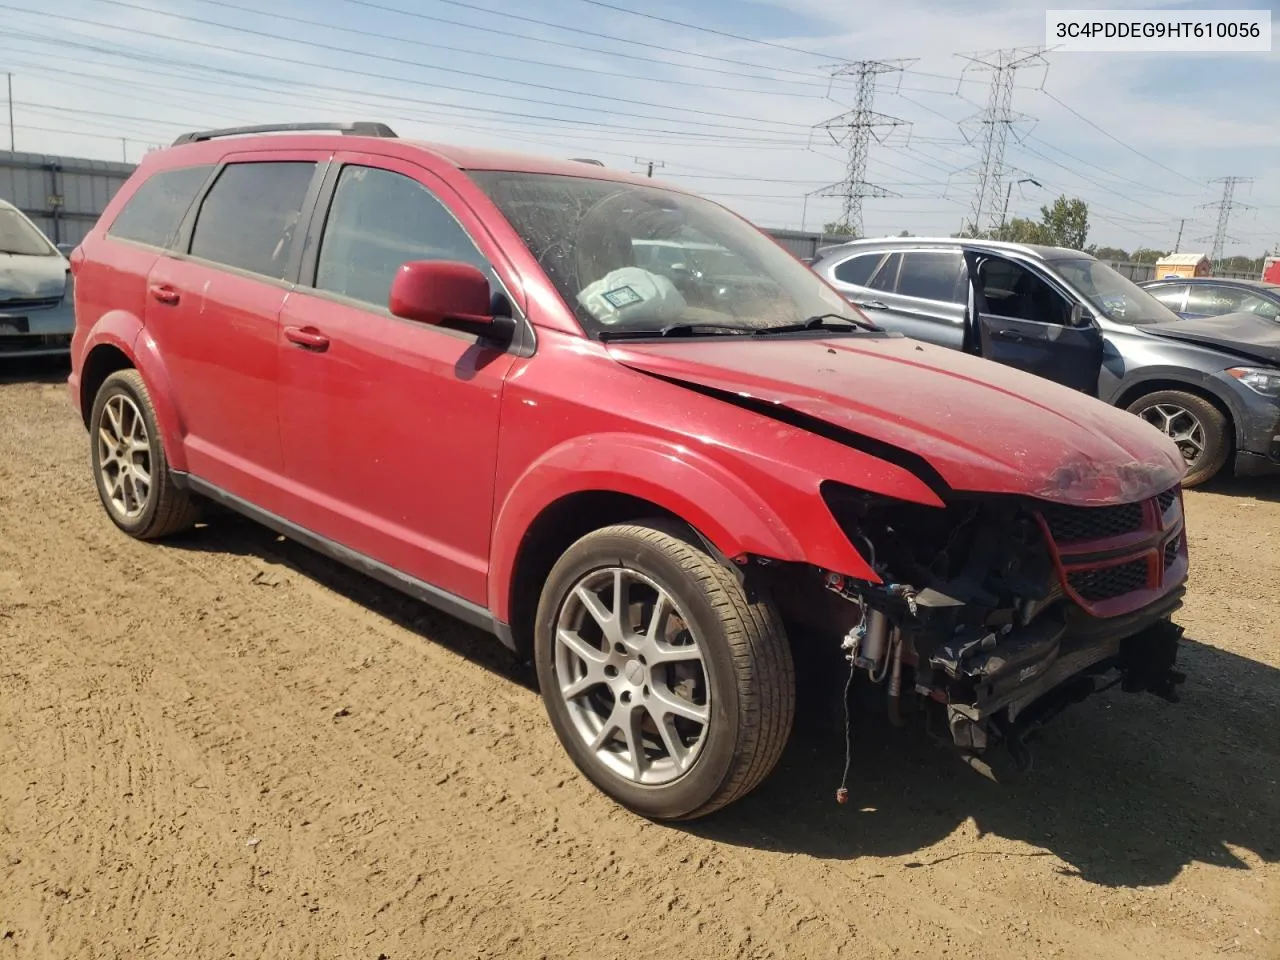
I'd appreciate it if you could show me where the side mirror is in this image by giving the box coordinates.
[1069,303,1094,328]
[388,260,515,343]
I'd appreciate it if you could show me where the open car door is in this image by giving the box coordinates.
[964,250,1104,396]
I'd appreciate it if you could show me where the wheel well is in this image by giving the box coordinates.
[1115,378,1235,448]
[79,344,134,426]
[505,491,686,658]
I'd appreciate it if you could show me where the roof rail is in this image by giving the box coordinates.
[171,121,398,146]
[569,157,605,166]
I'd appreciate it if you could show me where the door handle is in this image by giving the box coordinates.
[148,284,180,305]
[284,325,330,351]
[857,300,888,310]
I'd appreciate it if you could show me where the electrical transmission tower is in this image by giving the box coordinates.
[955,46,1050,234]
[1196,176,1253,266]
[812,59,914,237]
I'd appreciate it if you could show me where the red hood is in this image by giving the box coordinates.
[607,335,1185,505]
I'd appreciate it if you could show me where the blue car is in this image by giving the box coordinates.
[1139,277,1280,323]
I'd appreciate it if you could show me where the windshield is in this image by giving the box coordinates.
[0,206,57,257]
[466,171,859,337]
[1052,257,1179,325]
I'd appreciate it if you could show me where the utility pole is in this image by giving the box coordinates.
[634,157,664,178]
[812,58,915,238]
[6,73,13,152]
[1174,218,1185,253]
[121,138,128,163]
[1196,176,1253,268]
[955,46,1050,234]
[998,177,1041,238]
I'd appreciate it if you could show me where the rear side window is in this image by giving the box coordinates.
[314,165,491,308]
[189,161,317,280]
[896,250,965,302]
[833,253,881,286]
[1146,283,1187,311]
[868,252,902,292]
[106,165,214,248]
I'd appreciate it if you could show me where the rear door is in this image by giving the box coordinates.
[963,250,1104,395]
[145,151,327,504]
[869,248,968,348]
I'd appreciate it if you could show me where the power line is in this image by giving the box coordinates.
[13,0,816,135]
[955,45,1050,233]
[813,59,915,236]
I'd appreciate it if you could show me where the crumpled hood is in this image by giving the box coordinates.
[0,253,68,302]
[1144,311,1280,366]
[607,335,1185,505]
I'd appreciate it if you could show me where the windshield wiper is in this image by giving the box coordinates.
[752,313,881,336]
[598,322,750,341]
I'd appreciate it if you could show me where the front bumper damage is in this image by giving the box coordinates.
[806,479,1189,778]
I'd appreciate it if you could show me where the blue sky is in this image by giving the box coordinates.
[2,0,1276,256]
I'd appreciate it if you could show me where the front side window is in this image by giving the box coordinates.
[106,165,214,250]
[0,205,56,257]
[1052,257,1179,325]
[466,171,858,337]
[189,161,317,279]
[314,165,492,308]
[976,257,1072,326]
[896,250,965,303]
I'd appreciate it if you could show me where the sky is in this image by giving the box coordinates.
[1,0,1277,257]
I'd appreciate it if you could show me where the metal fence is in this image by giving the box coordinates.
[0,150,135,246]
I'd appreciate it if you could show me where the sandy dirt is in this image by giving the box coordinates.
[0,361,1277,960]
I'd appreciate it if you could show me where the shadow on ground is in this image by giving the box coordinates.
[164,505,1278,890]
[1200,473,1280,503]
[0,356,71,385]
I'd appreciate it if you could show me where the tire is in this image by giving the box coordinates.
[533,520,795,821]
[89,369,200,539]
[1125,389,1230,488]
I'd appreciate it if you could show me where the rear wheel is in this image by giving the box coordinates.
[1126,389,1230,487]
[534,521,795,820]
[89,369,199,539]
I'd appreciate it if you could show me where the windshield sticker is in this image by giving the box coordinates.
[602,285,644,309]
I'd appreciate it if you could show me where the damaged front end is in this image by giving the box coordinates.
[806,480,1189,778]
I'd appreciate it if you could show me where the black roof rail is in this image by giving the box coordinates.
[569,157,605,166]
[172,121,398,146]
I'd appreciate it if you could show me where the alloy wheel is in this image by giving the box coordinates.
[97,393,153,520]
[1138,402,1205,466]
[553,567,711,786]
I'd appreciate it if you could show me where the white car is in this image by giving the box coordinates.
[0,198,75,358]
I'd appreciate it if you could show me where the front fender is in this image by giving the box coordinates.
[487,432,882,621]
[78,311,188,473]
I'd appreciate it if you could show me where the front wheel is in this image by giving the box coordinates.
[1126,389,1230,487]
[533,521,795,820]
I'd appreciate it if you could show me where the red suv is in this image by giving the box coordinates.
[69,123,1190,819]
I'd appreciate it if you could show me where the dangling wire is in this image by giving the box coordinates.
[836,655,856,805]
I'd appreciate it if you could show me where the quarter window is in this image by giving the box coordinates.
[189,161,317,279]
[107,165,214,248]
[314,165,492,309]
[832,253,881,287]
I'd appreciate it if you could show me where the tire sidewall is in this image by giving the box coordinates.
[89,372,164,536]
[1126,390,1229,486]
[534,529,744,820]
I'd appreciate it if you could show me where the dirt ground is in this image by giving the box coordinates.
[0,362,1277,960]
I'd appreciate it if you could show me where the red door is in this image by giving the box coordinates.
[144,152,327,507]
[275,154,524,605]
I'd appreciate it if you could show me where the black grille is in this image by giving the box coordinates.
[1157,488,1179,514]
[1040,501,1144,545]
[1163,534,1182,568]
[1068,559,1150,602]
[0,296,61,312]
[0,333,71,351]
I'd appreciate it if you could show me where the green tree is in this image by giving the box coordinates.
[1089,245,1130,261]
[1038,195,1089,249]
[1130,248,1169,264]
[822,220,856,237]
